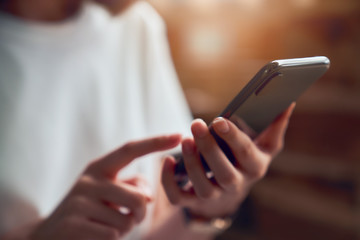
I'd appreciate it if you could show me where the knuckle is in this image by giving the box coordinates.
[67,195,88,213]
[79,174,96,187]
[73,195,86,205]
[239,141,253,158]
[219,174,239,191]
[73,175,98,194]
[197,188,215,200]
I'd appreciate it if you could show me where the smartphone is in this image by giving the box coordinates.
[175,56,330,187]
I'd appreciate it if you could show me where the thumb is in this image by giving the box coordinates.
[87,134,182,179]
[255,102,296,156]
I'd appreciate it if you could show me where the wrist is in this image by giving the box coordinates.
[182,208,233,236]
[1,220,41,240]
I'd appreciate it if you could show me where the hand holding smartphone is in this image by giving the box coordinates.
[175,56,330,187]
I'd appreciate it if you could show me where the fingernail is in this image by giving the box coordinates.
[191,119,207,138]
[213,117,229,133]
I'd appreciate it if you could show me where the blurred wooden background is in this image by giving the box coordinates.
[147,0,360,239]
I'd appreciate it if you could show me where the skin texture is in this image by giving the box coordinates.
[0,1,297,239]
[1,106,295,240]
[25,135,182,240]
[145,103,295,240]
[161,103,296,219]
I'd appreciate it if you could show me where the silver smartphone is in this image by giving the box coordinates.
[175,56,330,186]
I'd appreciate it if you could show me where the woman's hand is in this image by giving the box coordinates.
[27,134,181,240]
[161,104,295,218]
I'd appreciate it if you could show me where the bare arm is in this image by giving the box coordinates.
[0,187,40,240]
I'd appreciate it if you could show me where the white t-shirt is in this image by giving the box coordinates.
[0,1,192,238]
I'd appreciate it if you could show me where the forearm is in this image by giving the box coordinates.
[0,187,40,240]
[1,221,41,240]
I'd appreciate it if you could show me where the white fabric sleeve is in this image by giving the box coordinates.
[114,4,194,239]
[132,2,193,138]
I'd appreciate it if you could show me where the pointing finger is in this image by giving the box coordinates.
[255,102,296,156]
[87,134,182,179]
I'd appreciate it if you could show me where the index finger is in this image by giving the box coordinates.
[87,134,182,179]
